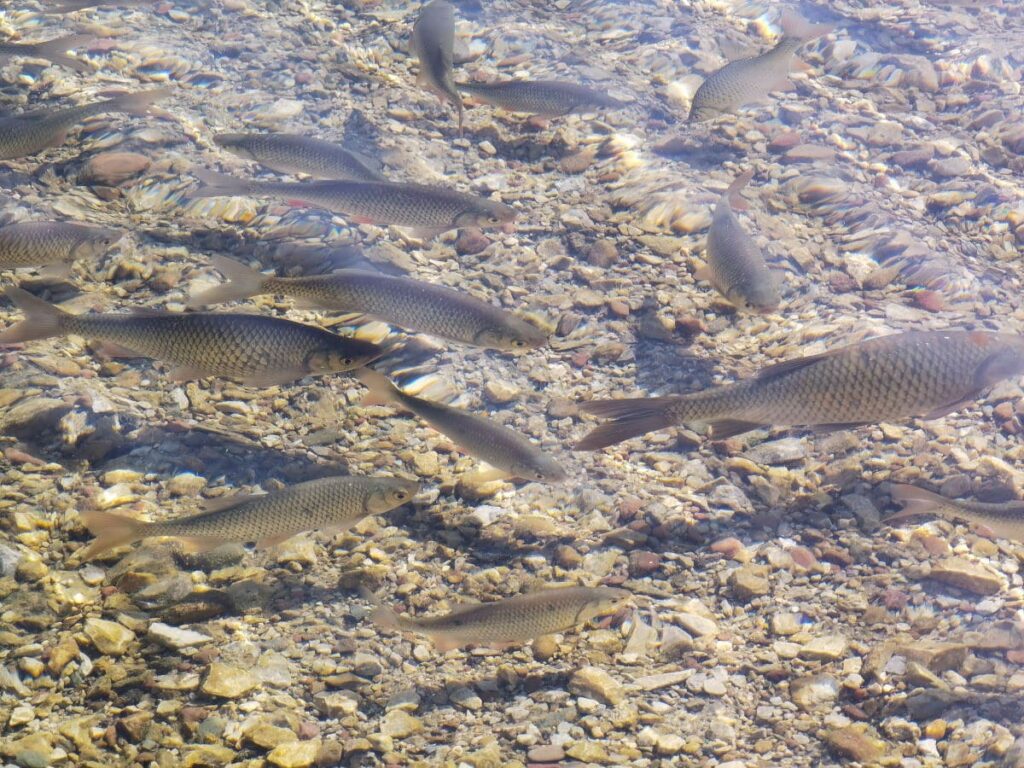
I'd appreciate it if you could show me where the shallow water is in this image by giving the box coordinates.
[1,0,1024,766]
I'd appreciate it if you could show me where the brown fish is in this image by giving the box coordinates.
[0,221,123,276]
[187,255,547,352]
[577,330,1024,450]
[0,88,168,160]
[696,169,780,313]
[190,170,515,234]
[0,286,382,386]
[213,133,387,182]
[688,10,833,123]
[412,0,463,132]
[0,34,94,73]
[356,366,567,483]
[457,79,626,117]
[368,585,630,651]
[886,484,1024,543]
[79,475,419,560]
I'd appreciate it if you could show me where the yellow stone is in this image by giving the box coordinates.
[924,719,947,740]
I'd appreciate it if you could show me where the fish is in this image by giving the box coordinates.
[43,0,152,12]
[0,285,382,386]
[367,585,630,651]
[0,221,123,277]
[190,170,516,234]
[0,88,169,160]
[187,255,548,352]
[0,34,94,73]
[355,366,567,483]
[412,0,463,132]
[886,484,1024,543]
[77,475,420,560]
[457,79,627,117]
[577,330,1024,450]
[688,10,833,123]
[696,169,781,313]
[213,133,388,182]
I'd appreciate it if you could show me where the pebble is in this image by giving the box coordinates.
[800,634,849,661]
[167,472,208,496]
[83,618,136,656]
[379,710,423,739]
[823,724,888,764]
[83,152,151,186]
[569,666,626,706]
[928,556,1004,595]
[790,674,840,711]
[730,565,770,602]
[201,663,258,699]
[147,622,213,649]
[266,740,320,768]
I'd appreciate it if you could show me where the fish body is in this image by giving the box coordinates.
[698,169,780,313]
[457,79,626,117]
[0,34,94,73]
[0,222,122,271]
[191,172,515,232]
[578,330,1024,449]
[0,89,168,160]
[688,10,832,122]
[213,133,387,182]
[78,475,419,560]
[887,484,1024,543]
[188,255,547,352]
[44,0,151,11]
[412,0,463,131]
[369,585,630,650]
[0,286,382,386]
[356,367,566,483]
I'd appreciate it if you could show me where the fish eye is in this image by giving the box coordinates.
[487,215,502,225]
[512,339,527,348]
[343,357,354,366]
[534,470,546,480]
[394,491,408,501]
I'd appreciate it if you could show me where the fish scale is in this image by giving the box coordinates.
[383,586,630,646]
[214,133,387,182]
[0,222,120,268]
[578,331,1024,449]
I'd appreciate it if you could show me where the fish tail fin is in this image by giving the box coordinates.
[885,484,946,523]
[35,34,94,73]
[187,255,267,309]
[354,367,402,407]
[575,397,681,450]
[77,510,146,560]
[0,286,69,344]
[454,94,465,135]
[106,87,172,115]
[189,168,265,199]
[724,169,755,211]
[779,9,834,42]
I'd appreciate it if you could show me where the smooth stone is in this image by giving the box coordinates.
[83,618,136,656]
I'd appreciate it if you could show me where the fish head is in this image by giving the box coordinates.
[727,281,781,314]
[305,339,384,374]
[474,319,548,352]
[73,227,125,259]
[974,333,1024,387]
[365,477,421,514]
[510,453,568,484]
[213,133,256,160]
[687,103,722,123]
[453,200,517,231]
[579,587,633,623]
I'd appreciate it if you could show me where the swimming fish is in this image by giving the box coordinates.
[367,585,630,651]
[78,475,420,560]
[0,222,123,276]
[886,484,1024,543]
[457,79,626,117]
[190,171,516,234]
[0,88,169,160]
[696,169,780,313]
[688,10,833,123]
[0,286,382,386]
[188,255,547,352]
[0,34,94,73]
[43,0,151,11]
[412,0,463,132]
[577,331,1024,450]
[213,133,387,182]
[356,366,567,483]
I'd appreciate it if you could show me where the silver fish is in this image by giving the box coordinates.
[412,0,463,132]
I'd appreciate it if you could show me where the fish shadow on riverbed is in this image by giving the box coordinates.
[632,336,718,397]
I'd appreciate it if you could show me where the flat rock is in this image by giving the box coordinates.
[83,618,135,656]
[266,739,320,768]
[569,666,625,705]
[800,634,848,661]
[823,724,887,764]
[201,663,257,699]
[730,565,770,602]
[147,622,212,649]
[929,557,1003,596]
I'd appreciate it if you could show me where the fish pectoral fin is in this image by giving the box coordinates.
[37,262,74,280]
[708,419,764,440]
[396,225,450,241]
[166,365,212,382]
[94,340,143,359]
[430,636,464,652]
[766,73,797,93]
[694,263,713,282]
[790,57,814,73]
[289,297,327,310]
[922,394,980,421]
[806,422,871,434]
[256,532,295,548]
[462,465,510,484]
[240,370,305,388]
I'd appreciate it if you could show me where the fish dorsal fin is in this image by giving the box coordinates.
[201,492,263,513]
[754,350,832,382]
